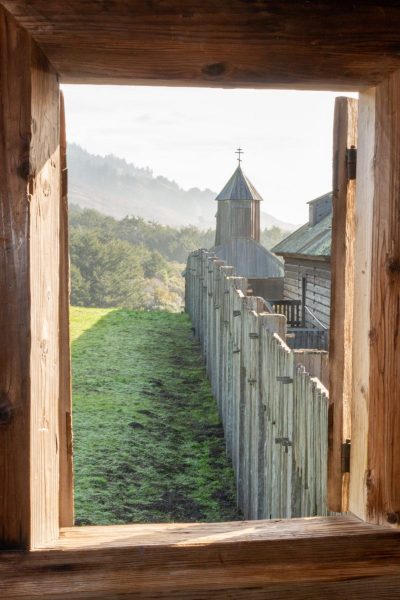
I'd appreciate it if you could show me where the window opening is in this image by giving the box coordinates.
[63,85,357,526]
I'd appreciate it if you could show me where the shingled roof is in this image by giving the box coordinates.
[215,166,263,201]
[272,192,332,258]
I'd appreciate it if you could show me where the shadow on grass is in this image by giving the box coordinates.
[70,307,242,525]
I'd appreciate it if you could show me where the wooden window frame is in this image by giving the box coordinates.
[1,3,400,597]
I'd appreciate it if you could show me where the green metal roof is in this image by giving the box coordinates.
[272,193,332,258]
[215,166,263,202]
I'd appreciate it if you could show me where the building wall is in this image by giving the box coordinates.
[283,257,331,329]
[247,277,284,300]
[215,199,260,246]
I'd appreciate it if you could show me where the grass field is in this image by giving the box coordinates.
[70,307,241,524]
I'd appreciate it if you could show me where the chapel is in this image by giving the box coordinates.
[212,155,283,278]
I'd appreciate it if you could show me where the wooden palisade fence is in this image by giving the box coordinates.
[186,249,330,519]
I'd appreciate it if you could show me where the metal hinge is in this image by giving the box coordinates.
[341,439,351,473]
[276,376,293,384]
[346,146,357,180]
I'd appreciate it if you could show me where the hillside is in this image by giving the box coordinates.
[71,307,241,524]
[68,143,296,231]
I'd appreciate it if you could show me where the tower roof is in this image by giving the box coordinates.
[215,166,263,201]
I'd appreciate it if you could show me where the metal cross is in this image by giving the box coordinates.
[235,147,244,165]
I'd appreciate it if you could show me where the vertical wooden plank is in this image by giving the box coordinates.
[367,73,399,525]
[352,71,400,525]
[291,363,301,517]
[0,6,61,549]
[328,96,358,513]
[0,5,32,550]
[219,266,234,430]
[286,350,294,518]
[29,39,61,548]
[349,89,375,521]
[248,309,261,519]
[59,92,74,527]
[241,299,251,517]
[232,288,245,503]
[225,276,246,459]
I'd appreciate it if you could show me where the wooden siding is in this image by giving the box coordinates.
[247,277,284,300]
[283,258,331,330]
[215,199,260,246]
[309,194,332,226]
[251,199,260,242]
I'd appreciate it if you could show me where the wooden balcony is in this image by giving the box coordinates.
[268,299,302,328]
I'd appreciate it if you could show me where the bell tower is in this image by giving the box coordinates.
[214,149,262,247]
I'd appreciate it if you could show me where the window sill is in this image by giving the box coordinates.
[1,515,400,598]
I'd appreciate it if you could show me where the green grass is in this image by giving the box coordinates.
[71,306,242,524]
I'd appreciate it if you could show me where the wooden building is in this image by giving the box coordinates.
[272,192,332,330]
[213,163,283,278]
[2,2,400,597]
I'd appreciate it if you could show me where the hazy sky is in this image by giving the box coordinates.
[62,86,357,225]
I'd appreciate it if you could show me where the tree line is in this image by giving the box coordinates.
[69,205,288,312]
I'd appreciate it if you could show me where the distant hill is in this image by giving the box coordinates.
[67,144,296,231]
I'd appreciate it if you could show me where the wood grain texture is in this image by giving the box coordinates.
[0,5,61,549]
[2,1,400,88]
[366,70,400,525]
[28,34,61,549]
[1,517,400,598]
[294,350,329,389]
[328,97,358,513]
[350,73,400,524]
[283,259,331,330]
[349,89,375,521]
[59,91,74,527]
[0,4,32,550]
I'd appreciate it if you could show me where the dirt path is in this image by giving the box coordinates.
[71,307,242,524]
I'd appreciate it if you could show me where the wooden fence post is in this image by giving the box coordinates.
[219,266,234,429]
[247,309,261,519]
[224,276,246,457]
[240,296,258,517]
[231,287,246,500]
[185,251,330,521]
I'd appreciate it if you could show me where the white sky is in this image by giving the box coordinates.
[62,85,357,225]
